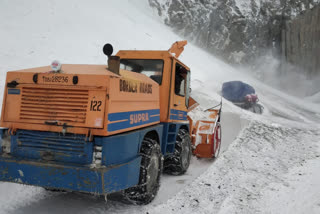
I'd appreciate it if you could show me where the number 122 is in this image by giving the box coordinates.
[90,101,102,111]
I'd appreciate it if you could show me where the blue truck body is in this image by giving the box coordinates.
[0,122,188,194]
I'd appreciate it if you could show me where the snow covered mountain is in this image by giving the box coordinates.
[149,0,320,63]
[0,0,319,213]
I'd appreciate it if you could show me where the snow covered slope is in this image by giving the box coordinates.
[149,0,320,64]
[0,0,319,214]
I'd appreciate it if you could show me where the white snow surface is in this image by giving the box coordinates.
[306,91,320,104]
[0,0,320,214]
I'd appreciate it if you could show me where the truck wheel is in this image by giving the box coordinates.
[249,104,263,114]
[164,129,192,175]
[254,104,264,114]
[123,137,163,205]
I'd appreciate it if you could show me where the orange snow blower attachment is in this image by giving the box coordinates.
[188,100,222,159]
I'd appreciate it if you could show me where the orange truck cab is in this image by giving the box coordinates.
[0,41,191,204]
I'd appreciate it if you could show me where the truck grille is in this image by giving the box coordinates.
[11,130,93,164]
[20,87,88,124]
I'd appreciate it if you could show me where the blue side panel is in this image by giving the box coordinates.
[0,159,103,193]
[169,109,188,121]
[0,156,141,194]
[96,124,164,167]
[10,130,93,165]
[97,131,141,166]
[108,109,160,132]
[103,157,141,193]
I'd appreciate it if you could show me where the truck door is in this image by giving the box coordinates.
[169,60,190,122]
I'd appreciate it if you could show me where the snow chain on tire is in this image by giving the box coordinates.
[164,129,192,175]
[123,137,163,205]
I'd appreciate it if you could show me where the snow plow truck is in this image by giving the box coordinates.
[0,41,221,204]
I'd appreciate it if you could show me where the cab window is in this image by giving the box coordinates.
[175,63,188,96]
[120,59,164,84]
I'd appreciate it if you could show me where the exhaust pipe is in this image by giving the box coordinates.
[107,56,120,75]
[103,43,120,75]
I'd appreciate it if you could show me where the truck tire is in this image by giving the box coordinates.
[123,137,163,205]
[254,104,264,114]
[164,129,192,175]
[249,103,263,114]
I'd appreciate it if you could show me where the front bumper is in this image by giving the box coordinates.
[0,155,141,194]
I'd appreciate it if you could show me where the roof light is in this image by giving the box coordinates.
[51,60,62,72]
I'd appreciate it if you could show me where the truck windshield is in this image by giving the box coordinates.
[120,59,164,84]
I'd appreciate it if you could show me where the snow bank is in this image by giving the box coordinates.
[147,120,320,214]
[306,91,320,104]
[258,155,320,213]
